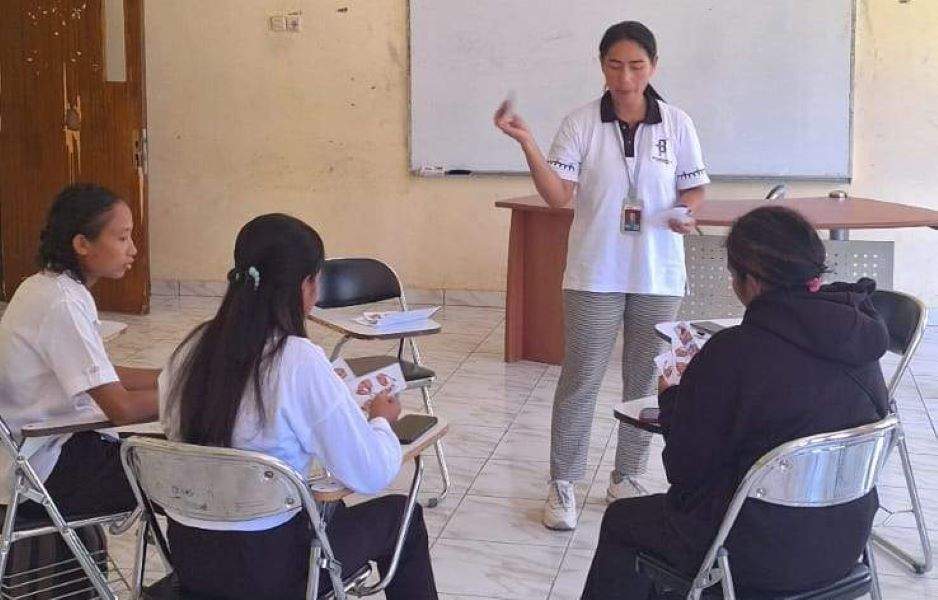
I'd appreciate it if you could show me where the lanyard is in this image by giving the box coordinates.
[615,121,649,202]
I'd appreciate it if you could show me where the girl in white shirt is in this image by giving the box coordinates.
[159,214,437,599]
[494,21,709,530]
[0,183,158,519]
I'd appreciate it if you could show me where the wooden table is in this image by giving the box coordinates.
[497,194,938,365]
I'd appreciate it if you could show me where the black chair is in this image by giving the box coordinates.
[312,258,451,507]
[635,416,898,599]
[867,289,933,574]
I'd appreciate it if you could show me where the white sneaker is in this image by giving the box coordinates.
[543,480,578,530]
[606,471,648,503]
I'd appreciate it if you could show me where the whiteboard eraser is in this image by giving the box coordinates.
[417,166,445,177]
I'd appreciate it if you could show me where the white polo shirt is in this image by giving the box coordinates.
[159,334,402,531]
[0,271,119,504]
[547,91,710,295]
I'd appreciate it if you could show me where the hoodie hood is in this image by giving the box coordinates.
[743,278,889,366]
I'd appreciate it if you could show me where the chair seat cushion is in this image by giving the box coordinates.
[344,356,435,383]
[637,551,871,599]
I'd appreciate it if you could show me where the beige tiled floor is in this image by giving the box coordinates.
[98,297,938,599]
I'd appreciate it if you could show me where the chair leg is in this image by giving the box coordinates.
[132,520,149,598]
[57,523,115,598]
[419,386,451,507]
[866,542,883,600]
[872,434,933,574]
[0,478,21,584]
[717,548,736,600]
[307,542,322,600]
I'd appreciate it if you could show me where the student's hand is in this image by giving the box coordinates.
[658,375,672,395]
[367,391,402,423]
[494,101,534,145]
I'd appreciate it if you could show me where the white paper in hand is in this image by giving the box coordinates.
[653,322,702,386]
[332,358,406,407]
[654,351,681,386]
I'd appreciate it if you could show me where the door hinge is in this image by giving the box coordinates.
[133,128,148,175]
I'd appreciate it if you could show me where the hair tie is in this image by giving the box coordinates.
[227,266,260,290]
[806,277,822,293]
[246,266,261,290]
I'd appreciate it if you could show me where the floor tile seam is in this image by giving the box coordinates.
[908,370,938,437]
[434,532,571,550]
[545,542,576,600]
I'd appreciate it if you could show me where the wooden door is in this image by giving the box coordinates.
[0,0,149,313]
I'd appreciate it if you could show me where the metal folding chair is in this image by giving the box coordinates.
[120,436,424,599]
[636,415,899,600]
[311,257,451,507]
[0,413,139,599]
[868,289,933,574]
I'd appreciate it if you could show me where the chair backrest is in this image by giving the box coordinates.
[870,289,927,395]
[871,289,926,357]
[120,437,314,523]
[315,258,403,309]
[743,415,898,508]
[690,415,899,593]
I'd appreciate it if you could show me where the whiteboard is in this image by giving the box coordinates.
[410,0,854,179]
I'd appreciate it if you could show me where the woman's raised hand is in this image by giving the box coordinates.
[494,100,534,145]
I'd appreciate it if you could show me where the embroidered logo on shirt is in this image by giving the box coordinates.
[651,138,672,165]
[548,159,576,172]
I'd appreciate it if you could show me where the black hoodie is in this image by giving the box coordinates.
[658,278,889,592]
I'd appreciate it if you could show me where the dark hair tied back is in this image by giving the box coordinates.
[726,206,829,291]
[38,183,122,284]
[172,213,325,447]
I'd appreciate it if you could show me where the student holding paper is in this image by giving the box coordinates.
[494,21,709,530]
[581,207,889,598]
[159,214,437,599]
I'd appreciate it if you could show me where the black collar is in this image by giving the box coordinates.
[600,89,662,125]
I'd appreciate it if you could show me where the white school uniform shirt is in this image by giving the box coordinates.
[0,271,120,504]
[547,90,710,295]
[159,334,403,531]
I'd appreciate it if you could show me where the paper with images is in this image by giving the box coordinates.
[353,306,441,329]
[654,322,703,386]
[331,358,407,407]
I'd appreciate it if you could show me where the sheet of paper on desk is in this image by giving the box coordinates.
[353,306,441,329]
[331,358,407,406]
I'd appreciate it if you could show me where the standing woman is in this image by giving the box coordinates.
[494,21,709,529]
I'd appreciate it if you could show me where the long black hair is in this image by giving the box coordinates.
[38,183,123,284]
[171,214,325,447]
[599,20,664,101]
[726,206,828,290]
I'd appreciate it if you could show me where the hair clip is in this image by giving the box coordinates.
[247,266,261,290]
